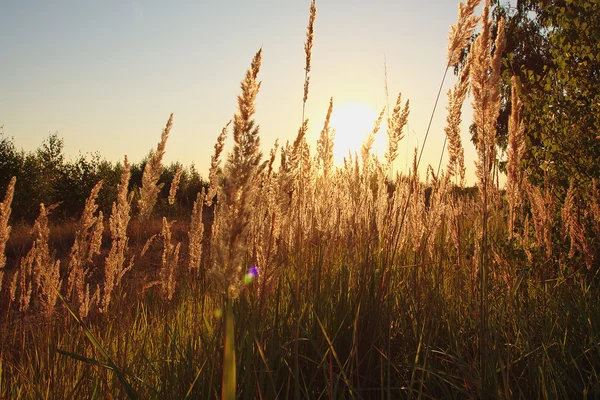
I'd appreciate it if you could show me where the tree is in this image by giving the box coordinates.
[0,128,23,190]
[518,0,600,190]
[460,0,600,191]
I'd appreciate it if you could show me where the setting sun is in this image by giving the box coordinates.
[329,101,386,166]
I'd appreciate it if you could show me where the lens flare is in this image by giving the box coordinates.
[243,264,259,285]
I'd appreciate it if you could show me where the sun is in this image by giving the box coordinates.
[329,101,386,166]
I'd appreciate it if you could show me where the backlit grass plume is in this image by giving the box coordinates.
[316,97,334,177]
[444,57,469,184]
[447,0,481,67]
[102,157,133,313]
[139,113,173,219]
[0,176,15,293]
[67,180,104,318]
[206,121,230,207]
[385,93,410,167]
[303,0,317,112]
[211,48,263,297]
[188,189,205,273]
[29,203,61,319]
[160,217,180,301]
[168,166,183,206]
[362,106,386,166]
[469,1,505,188]
[506,76,526,235]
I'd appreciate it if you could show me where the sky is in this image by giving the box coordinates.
[1,0,490,184]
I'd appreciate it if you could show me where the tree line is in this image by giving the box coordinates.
[0,129,207,223]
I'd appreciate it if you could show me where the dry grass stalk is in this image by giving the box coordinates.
[188,189,205,273]
[160,217,180,301]
[140,234,157,258]
[444,59,469,184]
[67,181,104,318]
[265,140,279,179]
[361,106,386,165]
[18,250,34,312]
[9,268,18,304]
[26,203,61,318]
[303,0,317,109]
[561,179,593,269]
[139,113,173,218]
[168,167,183,206]
[527,183,554,259]
[409,149,425,252]
[206,121,230,207]
[0,176,16,293]
[385,93,410,166]
[316,97,335,177]
[470,1,506,189]
[212,48,263,296]
[506,76,526,235]
[102,157,133,313]
[447,0,481,67]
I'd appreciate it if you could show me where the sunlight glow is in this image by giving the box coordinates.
[329,102,387,166]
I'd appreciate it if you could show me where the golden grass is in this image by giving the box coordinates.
[0,1,599,398]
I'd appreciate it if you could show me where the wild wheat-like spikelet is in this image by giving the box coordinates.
[292,120,309,171]
[316,97,335,177]
[79,284,100,320]
[303,0,317,108]
[67,180,103,317]
[470,2,506,190]
[89,211,104,262]
[362,106,386,166]
[562,180,593,269]
[139,113,173,219]
[206,121,230,207]
[444,59,470,184]
[447,0,481,67]
[18,250,34,312]
[140,234,157,258]
[506,76,526,235]
[527,182,554,259]
[27,203,61,317]
[521,214,533,263]
[385,93,410,167]
[248,168,281,294]
[168,166,183,206]
[9,268,18,304]
[188,189,205,273]
[408,149,425,252]
[102,157,133,313]
[282,121,311,208]
[299,136,314,193]
[211,48,263,296]
[0,176,16,293]
[265,139,279,179]
[30,203,51,288]
[160,217,180,301]
[448,198,464,261]
[42,260,61,320]
[374,168,391,240]
[425,171,450,257]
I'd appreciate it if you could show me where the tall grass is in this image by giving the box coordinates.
[1,0,600,399]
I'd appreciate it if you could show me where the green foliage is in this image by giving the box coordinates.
[461,0,600,189]
[518,0,600,188]
[0,131,207,222]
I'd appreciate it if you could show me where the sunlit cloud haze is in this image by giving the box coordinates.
[0,0,497,184]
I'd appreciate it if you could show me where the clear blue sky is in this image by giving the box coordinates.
[1,0,484,183]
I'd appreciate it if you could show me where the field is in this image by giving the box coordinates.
[1,0,600,398]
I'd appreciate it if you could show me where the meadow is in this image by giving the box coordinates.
[1,0,600,398]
